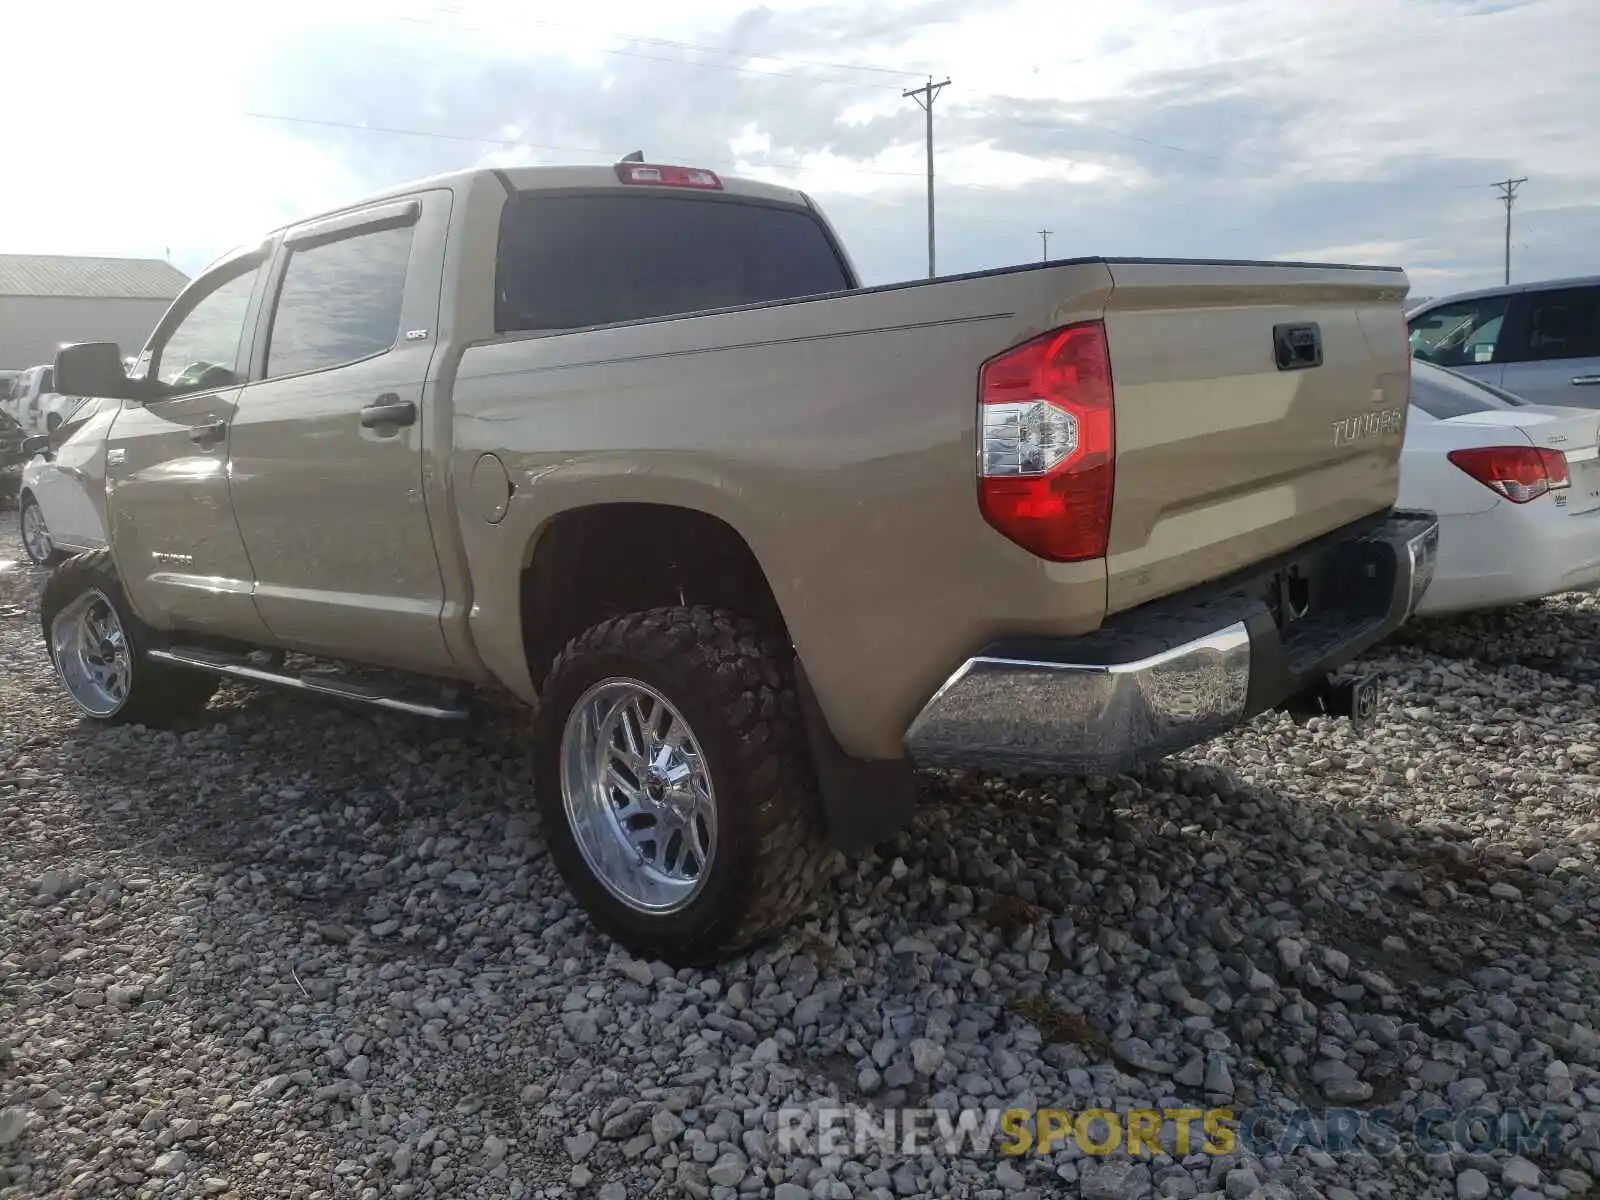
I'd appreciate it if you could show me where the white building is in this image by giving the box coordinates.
[0,254,188,372]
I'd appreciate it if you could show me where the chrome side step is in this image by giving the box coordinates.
[147,646,471,720]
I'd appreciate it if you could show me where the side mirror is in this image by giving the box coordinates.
[21,434,50,459]
[54,341,128,400]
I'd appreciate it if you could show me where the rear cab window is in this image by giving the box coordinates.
[493,192,852,333]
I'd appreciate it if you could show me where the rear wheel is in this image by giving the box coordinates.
[533,606,837,965]
[40,550,218,725]
[20,494,59,566]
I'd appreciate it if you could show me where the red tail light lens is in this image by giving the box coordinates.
[1447,445,1569,503]
[977,321,1115,561]
[613,163,723,190]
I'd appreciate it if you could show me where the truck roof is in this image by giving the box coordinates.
[299,164,810,236]
[200,164,815,279]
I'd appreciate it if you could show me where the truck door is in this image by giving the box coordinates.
[224,191,456,674]
[105,250,277,642]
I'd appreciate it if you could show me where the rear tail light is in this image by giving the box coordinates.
[977,320,1115,561]
[614,163,723,190]
[1447,445,1569,503]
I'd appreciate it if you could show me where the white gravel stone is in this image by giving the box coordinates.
[0,1108,27,1148]
[1501,1158,1541,1187]
[910,1037,945,1076]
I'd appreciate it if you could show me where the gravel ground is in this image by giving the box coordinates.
[2,509,1599,1200]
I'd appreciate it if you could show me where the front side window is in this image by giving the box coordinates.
[1522,287,1600,362]
[264,223,414,379]
[153,266,262,395]
[1408,295,1511,368]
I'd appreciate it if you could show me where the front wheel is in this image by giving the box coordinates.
[40,550,218,725]
[533,607,838,965]
[20,495,60,566]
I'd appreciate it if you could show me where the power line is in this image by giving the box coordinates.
[1492,176,1528,285]
[393,9,1228,160]
[904,76,951,279]
[1039,229,1052,261]
[396,12,912,91]
[956,107,1223,160]
[417,6,931,80]
[239,109,930,178]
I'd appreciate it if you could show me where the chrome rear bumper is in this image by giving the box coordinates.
[903,511,1439,775]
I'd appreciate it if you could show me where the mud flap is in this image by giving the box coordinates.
[793,662,918,856]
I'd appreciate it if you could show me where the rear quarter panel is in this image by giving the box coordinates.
[451,263,1119,759]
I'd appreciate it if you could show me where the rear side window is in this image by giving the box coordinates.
[1411,364,1522,419]
[265,224,414,379]
[1521,287,1600,362]
[495,193,850,333]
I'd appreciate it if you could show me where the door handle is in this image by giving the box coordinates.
[189,419,226,447]
[1574,376,1600,386]
[360,396,417,428]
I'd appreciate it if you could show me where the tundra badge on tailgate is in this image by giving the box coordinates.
[1331,408,1403,448]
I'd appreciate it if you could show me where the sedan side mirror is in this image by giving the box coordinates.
[54,341,128,400]
[21,434,50,459]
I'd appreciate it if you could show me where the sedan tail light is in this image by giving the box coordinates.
[1447,445,1570,503]
[977,321,1115,561]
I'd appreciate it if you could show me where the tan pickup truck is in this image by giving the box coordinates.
[42,161,1437,963]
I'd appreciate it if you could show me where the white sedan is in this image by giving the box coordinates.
[1402,359,1600,615]
[17,395,113,565]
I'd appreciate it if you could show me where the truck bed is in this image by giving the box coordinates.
[451,254,1412,759]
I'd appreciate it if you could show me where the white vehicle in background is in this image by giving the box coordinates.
[16,395,112,565]
[1406,275,1600,407]
[1401,359,1600,615]
[6,363,77,434]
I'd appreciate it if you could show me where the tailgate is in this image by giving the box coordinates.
[1101,259,1412,613]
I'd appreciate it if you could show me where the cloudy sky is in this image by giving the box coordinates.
[3,0,1596,299]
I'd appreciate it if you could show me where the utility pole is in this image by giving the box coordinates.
[1492,177,1527,285]
[1039,229,1052,262]
[903,75,950,279]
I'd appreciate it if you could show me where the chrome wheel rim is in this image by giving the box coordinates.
[21,501,51,563]
[560,678,718,914]
[50,589,131,717]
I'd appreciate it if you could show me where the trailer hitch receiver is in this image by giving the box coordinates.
[1279,672,1382,731]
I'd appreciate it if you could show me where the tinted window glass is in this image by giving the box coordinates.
[40,367,53,393]
[154,266,261,394]
[1523,287,1600,362]
[1411,363,1522,419]
[495,193,850,333]
[1408,295,1511,367]
[266,224,414,378]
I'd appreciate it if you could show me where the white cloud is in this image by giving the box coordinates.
[0,0,1593,293]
